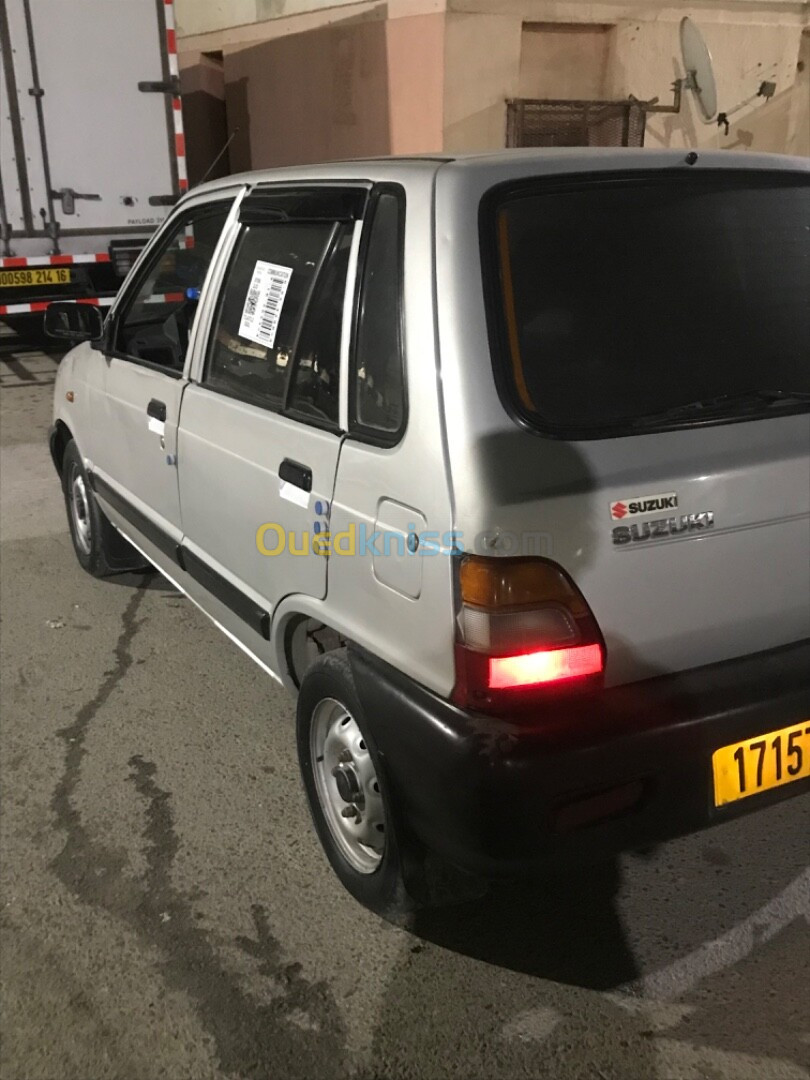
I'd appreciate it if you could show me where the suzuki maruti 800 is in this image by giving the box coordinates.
[48,150,810,913]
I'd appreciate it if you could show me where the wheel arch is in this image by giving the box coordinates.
[271,597,355,691]
[49,419,74,477]
[279,610,348,691]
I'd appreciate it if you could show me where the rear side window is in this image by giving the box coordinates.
[205,221,349,425]
[351,190,406,441]
[287,229,353,425]
[484,174,810,437]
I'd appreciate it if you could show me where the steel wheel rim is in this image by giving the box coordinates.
[310,697,385,874]
[69,465,92,555]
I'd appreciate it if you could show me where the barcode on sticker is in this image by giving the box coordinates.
[244,281,260,319]
[238,261,293,349]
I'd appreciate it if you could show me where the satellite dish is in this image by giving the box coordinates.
[643,19,777,133]
[679,17,718,122]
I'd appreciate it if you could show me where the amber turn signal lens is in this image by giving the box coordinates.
[458,555,588,615]
[453,555,605,711]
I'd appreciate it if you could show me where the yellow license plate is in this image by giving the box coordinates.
[0,267,72,287]
[712,721,810,806]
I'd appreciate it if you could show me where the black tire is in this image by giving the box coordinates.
[296,649,421,919]
[61,440,150,577]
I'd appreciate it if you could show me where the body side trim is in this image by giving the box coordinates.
[91,470,272,640]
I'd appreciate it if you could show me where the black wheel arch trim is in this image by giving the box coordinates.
[48,421,74,476]
[47,424,62,475]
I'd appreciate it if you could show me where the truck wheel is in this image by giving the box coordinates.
[61,440,150,577]
[296,650,418,918]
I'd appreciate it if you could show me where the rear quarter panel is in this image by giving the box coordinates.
[319,168,457,696]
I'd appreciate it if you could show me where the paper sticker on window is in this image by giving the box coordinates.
[238,261,293,349]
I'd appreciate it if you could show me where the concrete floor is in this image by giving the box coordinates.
[1,342,808,1080]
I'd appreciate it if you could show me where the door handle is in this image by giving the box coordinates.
[147,399,167,422]
[279,458,312,492]
[50,188,102,216]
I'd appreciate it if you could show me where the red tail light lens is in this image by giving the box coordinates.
[489,644,604,689]
[452,555,605,712]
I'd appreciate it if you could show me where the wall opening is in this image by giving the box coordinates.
[519,23,614,100]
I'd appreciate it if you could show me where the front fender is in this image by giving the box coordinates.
[50,341,96,473]
[52,342,77,413]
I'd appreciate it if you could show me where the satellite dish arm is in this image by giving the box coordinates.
[641,81,683,114]
[716,81,777,134]
[640,74,715,124]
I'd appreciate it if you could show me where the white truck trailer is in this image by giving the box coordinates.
[0,0,186,329]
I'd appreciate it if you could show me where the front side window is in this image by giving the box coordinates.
[113,203,230,372]
[205,220,350,426]
[485,174,810,437]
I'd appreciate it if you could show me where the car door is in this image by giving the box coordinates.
[176,185,367,642]
[91,195,234,561]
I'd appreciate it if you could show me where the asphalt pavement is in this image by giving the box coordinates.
[1,336,808,1080]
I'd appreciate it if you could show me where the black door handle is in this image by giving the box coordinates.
[147,399,167,422]
[279,458,312,492]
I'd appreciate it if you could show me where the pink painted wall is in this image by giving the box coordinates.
[386,13,445,154]
[224,19,391,170]
[222,10,445,170]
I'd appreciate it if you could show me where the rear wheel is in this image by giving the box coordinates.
[296,650,418,917]
[61,440,150,577]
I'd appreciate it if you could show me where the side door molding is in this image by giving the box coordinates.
[90,472,183,566]
[179,548,271,640]
[90,470,272,640]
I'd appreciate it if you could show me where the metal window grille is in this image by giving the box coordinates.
[506,99,647,148]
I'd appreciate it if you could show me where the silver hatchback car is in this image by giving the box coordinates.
[48,149,810,914]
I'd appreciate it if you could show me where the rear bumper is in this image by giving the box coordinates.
[349,640,810,877]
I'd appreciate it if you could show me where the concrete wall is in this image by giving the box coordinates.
[189,9,445,170]
[443,13,522,150]
[175,0,443,44]
[177,0,809,163]
[734,29,809,156]
[519,22,613,98]
[387,13,445,152]
[176,0,348,38]
[442,3,809,155]
[223,20,391,170]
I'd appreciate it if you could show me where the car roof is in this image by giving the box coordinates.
[189,147,810,200]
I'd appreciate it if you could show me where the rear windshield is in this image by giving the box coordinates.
[485,173,810,437]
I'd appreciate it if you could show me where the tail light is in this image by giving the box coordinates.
[452,555,605,712]
[108,240,148,279]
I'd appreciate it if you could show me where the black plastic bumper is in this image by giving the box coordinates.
[349,640,810,877]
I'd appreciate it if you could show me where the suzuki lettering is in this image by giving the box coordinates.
[610,492,679,520]
[613,512,715,545]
